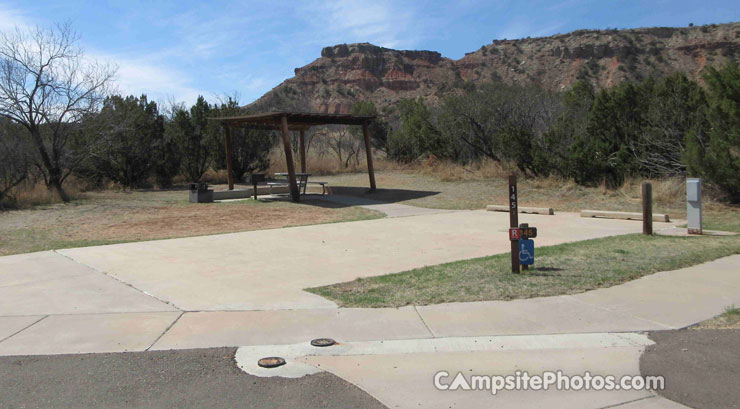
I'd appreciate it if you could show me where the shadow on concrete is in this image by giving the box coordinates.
[258,186,440,209]
[326,186,440,204]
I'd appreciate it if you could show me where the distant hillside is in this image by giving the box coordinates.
[249,22,740,114]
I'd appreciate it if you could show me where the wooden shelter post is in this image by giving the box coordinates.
[224,125,234,190]
[299,129,307,173]
[279,115,301,202]
[362,121,376,192]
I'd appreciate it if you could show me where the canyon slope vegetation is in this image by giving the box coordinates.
[250,22,740,114]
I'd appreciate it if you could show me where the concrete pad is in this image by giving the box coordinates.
[151,307,432,350]
[0,312,180,356]
[0,316,45,341]
[59,211,656,311]
[570,266,740,329]
[304,346,653,409]
[418,295,668,338]
[235,333,653,378]
[0,251,178,316]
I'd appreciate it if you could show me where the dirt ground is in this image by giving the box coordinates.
[321,171,740,231]
[0,186,381,256]
[3,171,740,256]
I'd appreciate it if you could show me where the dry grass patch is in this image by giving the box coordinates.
[307,234,740,308]
[691,306,740,330]
[0,188,382,256]
[320,169,740,231]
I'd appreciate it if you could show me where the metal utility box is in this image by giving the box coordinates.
[189,182,213,203]
[686,178,702,234]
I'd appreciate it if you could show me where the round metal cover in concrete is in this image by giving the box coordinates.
[310,338,336,347]
[257,357,286,368]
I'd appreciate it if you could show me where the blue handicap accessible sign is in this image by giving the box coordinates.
[519,239,534,265]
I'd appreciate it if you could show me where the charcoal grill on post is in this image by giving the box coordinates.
[250,173,266,200]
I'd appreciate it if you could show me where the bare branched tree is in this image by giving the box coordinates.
[0,118,31,205]
[0,23,116,201]
[325,125,364,168]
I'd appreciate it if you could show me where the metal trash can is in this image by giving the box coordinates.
[189,182,213,203]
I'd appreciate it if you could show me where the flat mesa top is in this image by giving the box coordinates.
[209,111,376,129]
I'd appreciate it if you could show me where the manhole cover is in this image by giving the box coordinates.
[257,357,286,368]
[310,338,336,347]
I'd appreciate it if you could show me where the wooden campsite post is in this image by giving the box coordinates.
[642,182,652,235]
[279,115,301,202]
[224,124,234,190]
[362,121,377,192]
[509,174,520,273]
[299,129,307,173]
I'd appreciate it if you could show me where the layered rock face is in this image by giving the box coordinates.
[249,22,740,114]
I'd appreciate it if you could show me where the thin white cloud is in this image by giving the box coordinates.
[89,51,202,106]
[300,0,427,49]
[0,3,30,31]
[0,4,203,106]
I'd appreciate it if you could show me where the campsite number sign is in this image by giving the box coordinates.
[507,175,537,272]
[510,184,517,211]
[509,176,519,273]
[519,227,537,239]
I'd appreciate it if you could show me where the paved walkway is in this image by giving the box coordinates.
[1,206,737,408]
[314,194,455,217]
[2,210,736,355]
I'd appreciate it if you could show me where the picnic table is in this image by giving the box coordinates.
[272,173,331,195]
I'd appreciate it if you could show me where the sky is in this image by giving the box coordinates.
[1,0,738,106]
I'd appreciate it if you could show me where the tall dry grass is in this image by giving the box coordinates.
[414,156,515,181]
[5,179,86,208]
[267,149,707,207]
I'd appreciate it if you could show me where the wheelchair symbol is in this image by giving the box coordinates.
[518,239,534,265]
[519,248,533,263]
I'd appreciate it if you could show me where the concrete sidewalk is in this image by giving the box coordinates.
[148,255,740,351]
[2,208,737,357]
[1,253,737,355]
[0,207,734,408]
[302,340,686,409]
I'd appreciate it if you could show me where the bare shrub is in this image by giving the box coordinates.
[0,119,31,206]
[0,23,116,202]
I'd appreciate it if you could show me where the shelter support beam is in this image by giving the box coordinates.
[362,121,376,192]
[280,115,301,202]
[299,130,306,173]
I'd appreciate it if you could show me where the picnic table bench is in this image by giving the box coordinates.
[272,173,331,195]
